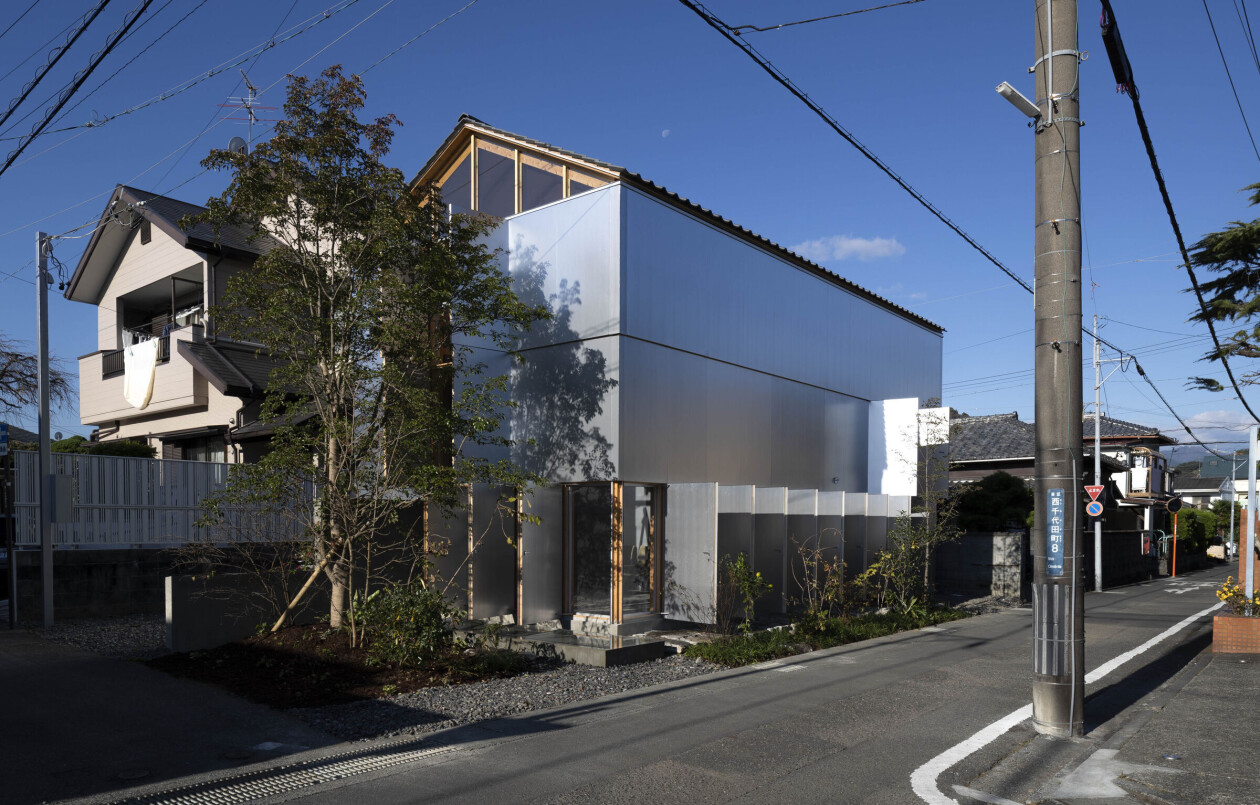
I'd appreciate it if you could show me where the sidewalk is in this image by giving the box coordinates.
[948,607,1257,804]
[0,629,335,805]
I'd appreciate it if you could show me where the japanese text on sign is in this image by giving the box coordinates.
[1047,488,1065,576]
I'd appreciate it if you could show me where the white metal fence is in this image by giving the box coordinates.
[11,450,306,548]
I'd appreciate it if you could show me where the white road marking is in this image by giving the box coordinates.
[776,665,804,673]
[951,784,1024,805]
[910,601,1223,804]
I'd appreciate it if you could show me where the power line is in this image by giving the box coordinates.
[681,0,1243,460]
[0,1,42,46]
[0,0,113,136]
[1099,0,1260,424]
[362,0,481,74]
[677,0,1033,294]
[0,0,367,144]
[0,14,76,86]
[0,0,155,183]
[728,0,929,35]
[1202,0,1260,163]
[1232,0,1260,76]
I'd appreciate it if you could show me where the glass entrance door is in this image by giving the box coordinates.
[565,482,663,621]
[568,484,613,615]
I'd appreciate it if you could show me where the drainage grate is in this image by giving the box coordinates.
[114,740,460,805]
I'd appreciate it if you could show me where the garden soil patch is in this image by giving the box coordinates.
[146,625,529,709]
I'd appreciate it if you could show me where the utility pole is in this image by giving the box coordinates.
[36,232,53,628]
[1248,426,1258,614]
[1092,316,1102,592]
[1032,0,1085,738]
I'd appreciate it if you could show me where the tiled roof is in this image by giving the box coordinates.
[412,115,943,335]
[1082,415,1174,442]
[1175,475,1233,491]
[950,412,1035,462]
[177,341,280,398]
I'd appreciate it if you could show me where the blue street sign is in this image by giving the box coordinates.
[0,422,8,457]
[1047,488,1065,576]
[1086,500,1104,518]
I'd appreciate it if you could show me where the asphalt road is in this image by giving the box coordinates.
[230,565,1229,805]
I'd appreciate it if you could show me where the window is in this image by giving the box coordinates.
[164,434,226,463]
[521,153,563,211]
[476,139,515,218]
[140,219,152,244]
[568,170,607,197]
[438,150,472,214]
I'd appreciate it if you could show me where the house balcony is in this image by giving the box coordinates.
[79,327,207,427]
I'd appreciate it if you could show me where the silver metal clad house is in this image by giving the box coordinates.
[411,116,944,634]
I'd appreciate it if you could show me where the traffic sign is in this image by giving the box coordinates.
[1085,500,1104,518]
[1166,497,1183,514]
[1084,484,1104,501]
[0,423,8,457]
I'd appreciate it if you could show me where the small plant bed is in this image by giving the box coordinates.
[146,624,536,709]
[683,609,970,667]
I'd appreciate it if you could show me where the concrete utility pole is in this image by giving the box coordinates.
[1031,0,1085,738]
[1092,316,1102,592]
[36,232,53,628]
[1248,426,1258,612]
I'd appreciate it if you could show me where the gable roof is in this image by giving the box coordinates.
[65,185,269,304]
[410,115,943,335]
[1082,415,1176,445]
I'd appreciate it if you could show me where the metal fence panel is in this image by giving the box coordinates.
[12,450,304,547]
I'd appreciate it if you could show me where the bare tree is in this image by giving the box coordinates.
[0,334,71,414]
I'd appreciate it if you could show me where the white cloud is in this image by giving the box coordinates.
[661,129,670,138]
[790,234,906,263]
[1171,409,1256,445]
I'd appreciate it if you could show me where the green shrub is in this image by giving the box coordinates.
[684,608,968,667]
[1178,508,1215,555]
[357,585,459,667]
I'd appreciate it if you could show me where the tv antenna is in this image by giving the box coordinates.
[219,70,277,146]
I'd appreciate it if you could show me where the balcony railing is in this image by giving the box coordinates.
[102,336,170,379]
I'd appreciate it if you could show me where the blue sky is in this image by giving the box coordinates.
[0,0,1257,466]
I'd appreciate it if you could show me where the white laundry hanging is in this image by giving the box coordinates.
[122,338,159,409]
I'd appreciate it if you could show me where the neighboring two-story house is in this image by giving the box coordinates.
[65,185,276,463]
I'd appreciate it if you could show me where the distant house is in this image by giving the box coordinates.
[948,411,1176,533]
[64,185,277,463]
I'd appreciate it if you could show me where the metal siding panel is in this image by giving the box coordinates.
[520,485,563,624]
[787,489,818,610]
[662,482,718,623]
[618,338,869,490]
[843,492,868,576]
[621,187,941,403]
[428,496,471,612]
[470,484,518,621]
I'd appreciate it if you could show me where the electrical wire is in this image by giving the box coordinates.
[362,0,481,74]
[0,0,113,136]
[0,0,367,144]
[728,0,930,35]
[677,0,1033,295]
[0,15,77,86]
[0,1,42,46]
[1203,0,1260,163]
[1232,0,1260,76]
[0,0,155,182]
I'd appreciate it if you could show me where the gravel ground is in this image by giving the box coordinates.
[296,654,721,742]
[30,596,1019,744]
[33,613,167,660]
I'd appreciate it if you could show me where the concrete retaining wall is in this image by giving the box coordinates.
[935,532,1026,599]
[13,548,181,623]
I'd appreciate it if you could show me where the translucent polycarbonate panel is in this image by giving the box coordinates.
[716,484,754,613]
[787,489,818,610]
[617,338,868,490]
[753,487,788,615]
[438,151,472,214]
[508,337,620,483]
[427,496,470,611]
[818,490,845,569]
[662,483,718,623]
[520,485,563,624]
[470,484,517,620]
[477,140,515,218]
[620,186,942,404]
[843,493,867,576]
[868,398,920,496]
[865,494,888,566]
[521,153,563,212]
[569,484,613,615]
[621,484,658,616]
[507,185,621,343]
